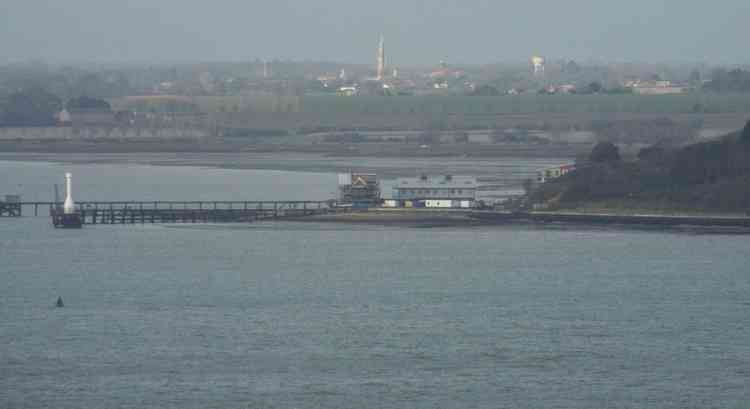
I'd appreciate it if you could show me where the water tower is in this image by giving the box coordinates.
[531,56,545,75]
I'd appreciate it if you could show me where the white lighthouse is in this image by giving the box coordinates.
[63,172,75,214]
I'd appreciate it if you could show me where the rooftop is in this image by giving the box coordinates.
[394,175,478,189]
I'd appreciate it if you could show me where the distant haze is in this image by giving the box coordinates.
[2,0,749,65]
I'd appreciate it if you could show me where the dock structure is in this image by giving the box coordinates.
[0,195,22,217]
[14,200,332,225]
[0,201,22,217]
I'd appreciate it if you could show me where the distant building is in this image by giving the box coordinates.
[317,74,340,89]
[633,84,686,95]
[337,86,359,96]
[531,56,545,76]
[157,81,175,93]
[377,35,385,80]
[537,164,576,183]
[541,84,576,95]
[393,175,477,204]
[429,69,465,79]
[57,109,71,126]
[338,173,380,205]
[627,80,687,95]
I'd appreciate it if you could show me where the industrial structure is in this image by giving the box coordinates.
[0,195,21,217]
[391,175,477,208]
[338,173,381,207]
[376,35,385,80]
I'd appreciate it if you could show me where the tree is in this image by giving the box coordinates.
[1,88,61,126]
[589,141,620,163]
[586,81,603,94]
[417,129,441,145]
[472,85,500,96]
[66,96,111,111]
[453,131,469,143]
[73,74,113,98]
[522,178,535,195]
[743,120,750,143]
[689,69,702,84]
[563,60,581,74]
[704,68,750,93]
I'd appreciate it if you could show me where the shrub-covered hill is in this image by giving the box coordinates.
[531,121,750,213]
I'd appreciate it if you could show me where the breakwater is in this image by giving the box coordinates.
[294,208,750,230]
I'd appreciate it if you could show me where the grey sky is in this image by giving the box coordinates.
[2,0,748,65]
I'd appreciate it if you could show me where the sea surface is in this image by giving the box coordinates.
[1,160,749,409]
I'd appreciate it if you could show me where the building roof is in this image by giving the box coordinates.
[393,175,478,189]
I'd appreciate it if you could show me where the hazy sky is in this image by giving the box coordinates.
[2,0,748,65]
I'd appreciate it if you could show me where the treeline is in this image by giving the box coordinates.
[532,122,750,212]
[0,63,134,101]
[704,69,750,93]
[0,88,111,127]
[670,123,750,184]
[589,117,700,145]
[0,88,61,126]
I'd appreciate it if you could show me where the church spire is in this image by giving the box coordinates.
[376,35,385,80]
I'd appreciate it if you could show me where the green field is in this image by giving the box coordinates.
[107,93,750,134]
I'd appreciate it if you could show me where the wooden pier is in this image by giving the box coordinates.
[16,200,333,225]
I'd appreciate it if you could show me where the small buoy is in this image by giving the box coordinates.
[56,297,64,308]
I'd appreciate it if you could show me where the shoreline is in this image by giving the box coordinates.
[0,140,588,157]
[288,209,750,233]
[0,151,570,181]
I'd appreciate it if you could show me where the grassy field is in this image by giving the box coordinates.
[112,93,750,116]
[107,93,750,135]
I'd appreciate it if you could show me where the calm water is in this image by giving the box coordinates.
[1,161,749,409]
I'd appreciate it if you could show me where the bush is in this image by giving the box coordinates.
[589,142,620,163]
[67,96,111,111]
[1,88,61,126]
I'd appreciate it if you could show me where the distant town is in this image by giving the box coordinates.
[2,34,750,154]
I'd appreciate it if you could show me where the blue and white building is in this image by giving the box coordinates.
[391,175,477,208]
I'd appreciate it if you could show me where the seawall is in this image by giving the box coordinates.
[291,208,750,232]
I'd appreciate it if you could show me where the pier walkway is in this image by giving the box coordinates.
[13,200,332,224]
[7,201,750,229]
